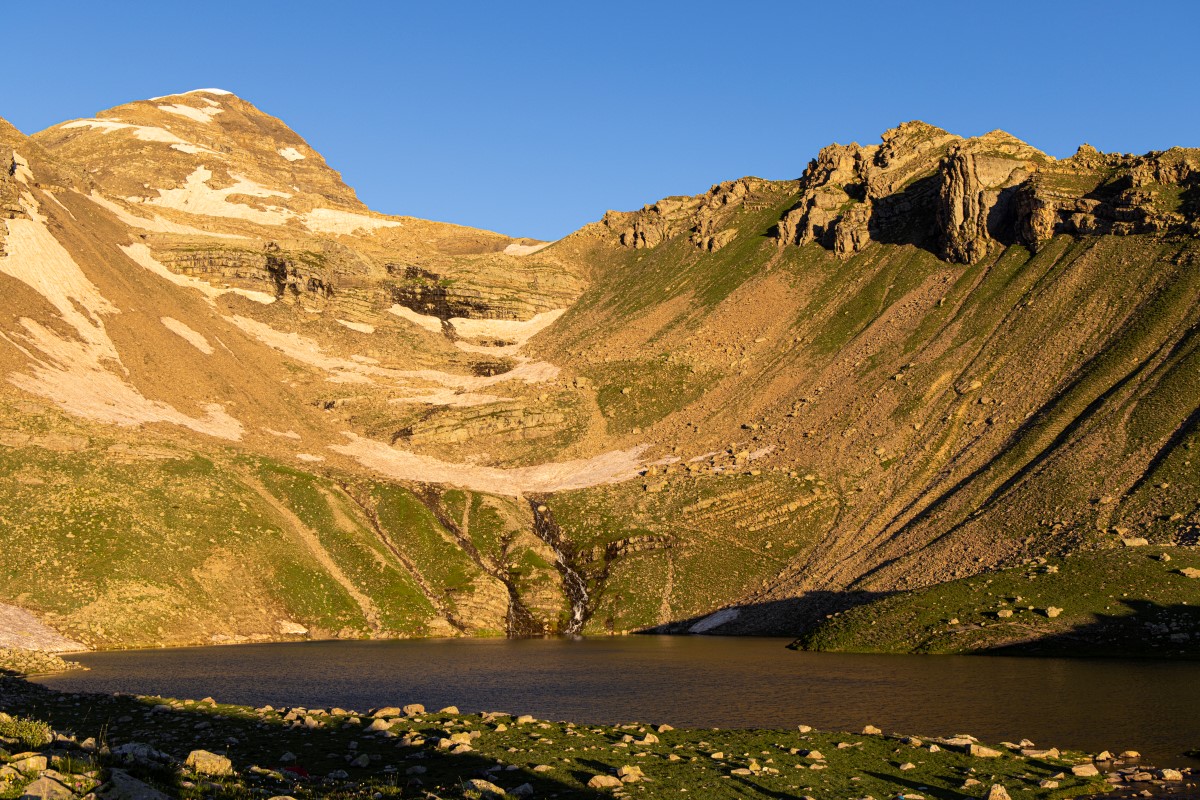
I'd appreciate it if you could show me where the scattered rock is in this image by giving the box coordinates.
[985,785,1011,800]
[587,774,623,789]
[185,750,233,776]
[969,744,1002,758]
[1071,763,1100,777]
[617,765,644,783]
[463,778,506,798]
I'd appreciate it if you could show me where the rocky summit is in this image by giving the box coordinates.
[0,91,1198,657]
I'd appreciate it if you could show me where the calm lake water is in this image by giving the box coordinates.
[34,636,1200,766]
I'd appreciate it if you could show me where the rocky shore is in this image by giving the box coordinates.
[1,673,1194,800]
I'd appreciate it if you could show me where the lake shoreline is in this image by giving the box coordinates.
[5,673,1195,800]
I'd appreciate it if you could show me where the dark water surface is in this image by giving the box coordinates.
[35,636,1200,766]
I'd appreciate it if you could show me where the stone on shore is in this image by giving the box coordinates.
[1071,763,1100,776]
[969,744,1003,758]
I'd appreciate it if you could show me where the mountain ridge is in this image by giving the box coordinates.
[1,93,1198,656]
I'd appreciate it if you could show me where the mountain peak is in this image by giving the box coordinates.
[148,88,236,101]
[30,90,406,237]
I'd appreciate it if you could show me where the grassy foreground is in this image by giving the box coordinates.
[3,673,1192,800]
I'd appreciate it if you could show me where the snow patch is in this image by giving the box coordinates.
[138,165,293,225]
[121,243,275,305]
[10,152,33,184]
[227,315,557,390]
[161,316,214,354]
[278,147,305,161]
[157,103,224,123]
[389,304,444,334]
[296,453,324,463]
[688,608,740,634]
[264,428,302,440]
[60,118,209,150]
[149,88,233,101]
[0,208,242,439]
[330,433,650,496]
[503,241,553,256]
[0,602,87,652]
[450,309,564,347]
[301,207,402,235]
[88,192,243,238]
[336,319,375,334]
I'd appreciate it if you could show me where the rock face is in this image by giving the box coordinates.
[778,124,1044,263]
[602,178,772,251]
[777,123,1199,264]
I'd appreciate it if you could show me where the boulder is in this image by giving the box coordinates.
[1071,763,1100,777]
[111,743,171,766]
[587,774,623,789]
[969,744,1003,758]
[372,707,401,718]
[1178,568,1200,579]
[985,785,1012,800]
[101,769,172,800]
[9,755,48,773]
[617,764,644,783]
[18,775,74,800]
[402,704,425,717]
[185,750,233,776]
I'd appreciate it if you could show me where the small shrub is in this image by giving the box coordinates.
[0,713,53,748]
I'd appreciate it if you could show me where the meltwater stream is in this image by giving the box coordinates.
[34,636,1200,767]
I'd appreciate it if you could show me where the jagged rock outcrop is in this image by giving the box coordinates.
[778,124,1045,263]
[602,178,770,251]
[1016,145,1200,248]
[777,122,960,257]
[778,122,1200,264]
[937,145,1036,263]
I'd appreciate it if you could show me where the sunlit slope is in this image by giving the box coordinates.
[532,129,1200,640]
[2,105,1197,652]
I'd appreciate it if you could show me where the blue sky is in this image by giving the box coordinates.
[5,1,1198,240]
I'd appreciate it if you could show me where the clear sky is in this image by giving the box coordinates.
[5,1,1198,240]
